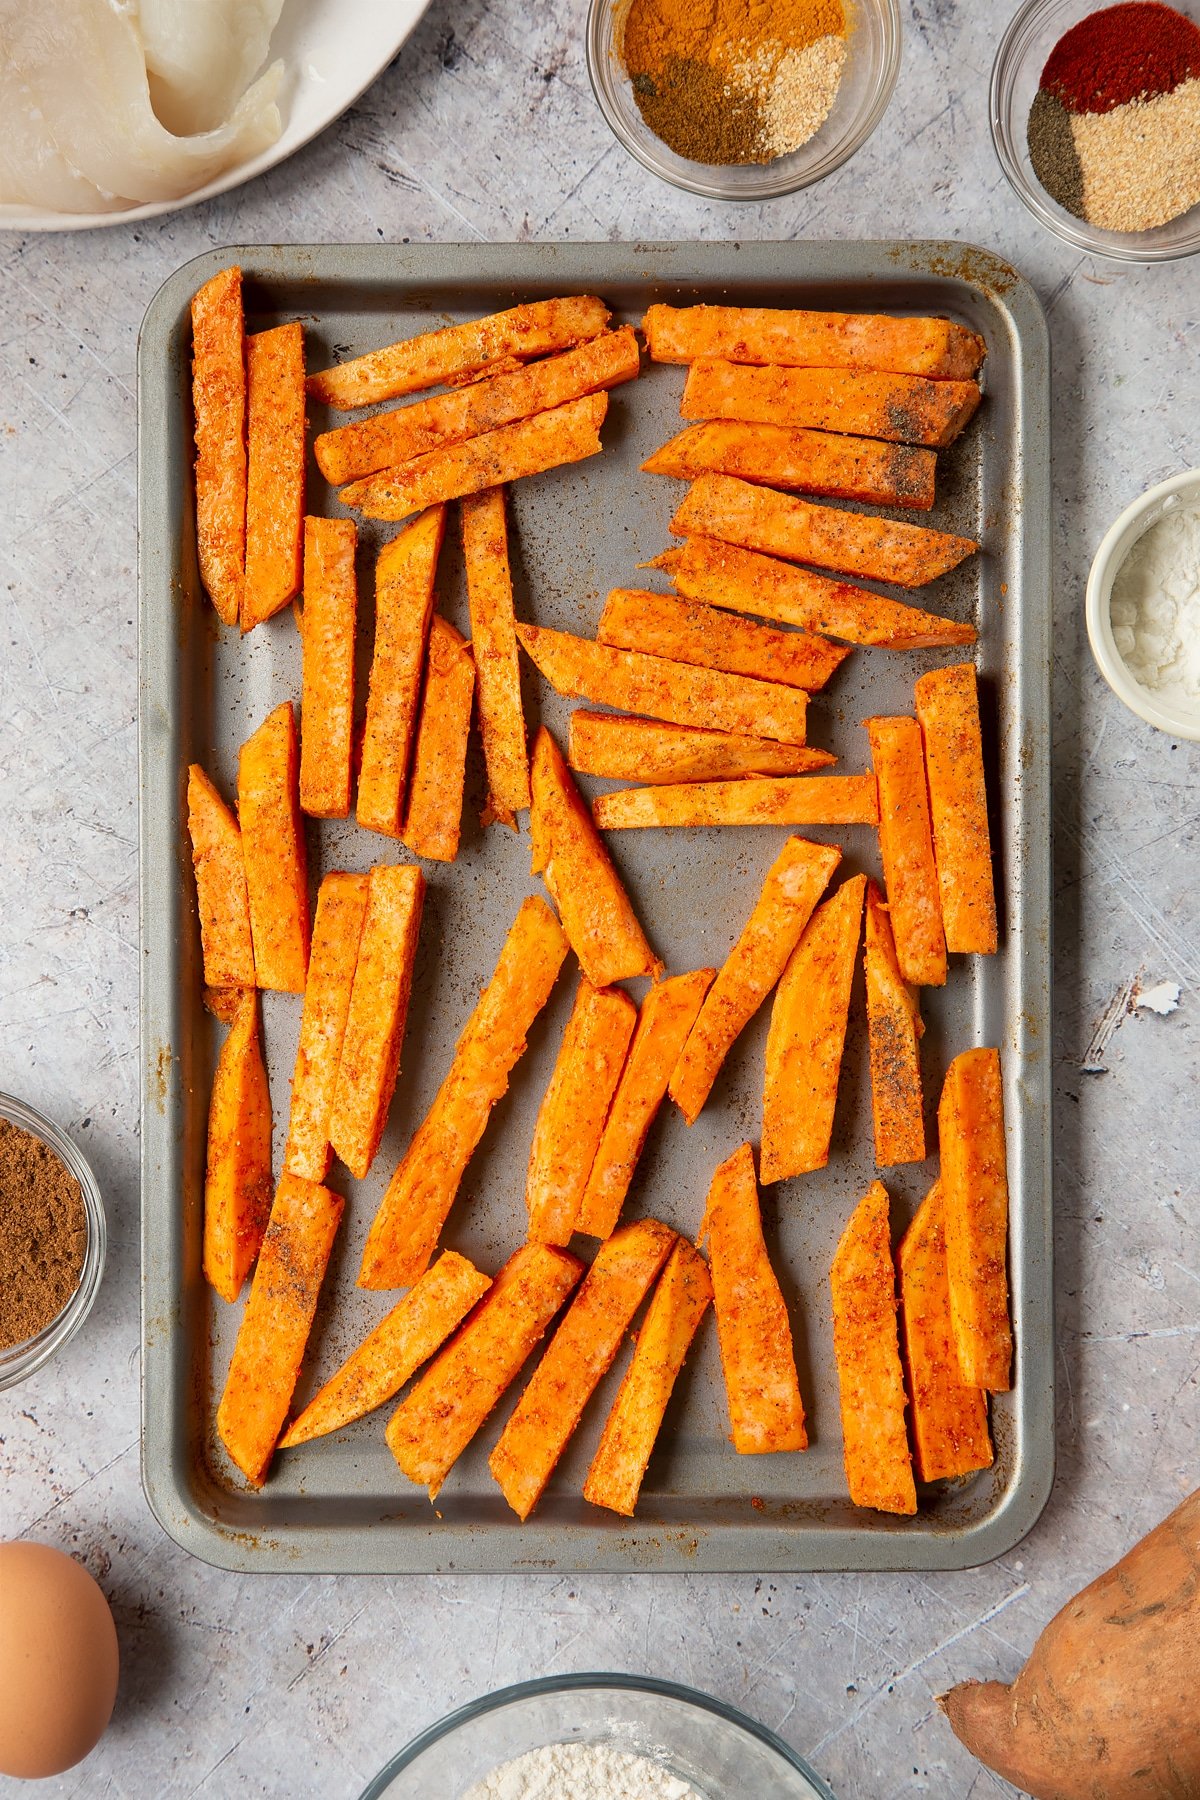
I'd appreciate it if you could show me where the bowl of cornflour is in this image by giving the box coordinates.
[359,1674,834,1799]
[1087,469,1200,740]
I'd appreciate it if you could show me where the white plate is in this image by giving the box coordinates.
[0,0,432,234]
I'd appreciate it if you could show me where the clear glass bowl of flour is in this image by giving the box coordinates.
[359,1674,834,1799]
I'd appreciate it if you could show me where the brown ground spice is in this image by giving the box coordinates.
[0,1118,87,1349]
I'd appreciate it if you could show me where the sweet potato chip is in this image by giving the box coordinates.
[864,880,926,1166]
[898,1183,993,1483]
[299,516,358,819]
[866,715,946,988]
[461,486,530,825]
[680,359,982,449]
[597,587,849,691]
[830,1180,917,1515]
[190,265,246,627]
[592,775,878,832]
[642,303,986,381]
[357,505,445,838]
[243,322,305,630]
[644,421,937,510]
[567,712,833,784]
[401,616,476,862]
[526,980,638,1246]
[187,763,256,990]
[915,662,998,955]
[283,871,371,1184]
[203,986,272,1304]
[238,701,310,992]
[938,1048,1013,1392]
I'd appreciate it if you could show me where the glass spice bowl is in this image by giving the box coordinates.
[991,0,1200,261]
[0,1093,107,1392]
[585,0,902,201]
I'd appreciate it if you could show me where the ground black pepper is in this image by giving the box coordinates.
[0,1118,87,1350]
[1027,88,1086,219]
[632,59,765,165]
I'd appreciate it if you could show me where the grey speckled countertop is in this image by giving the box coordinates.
[2,2,1198,1795]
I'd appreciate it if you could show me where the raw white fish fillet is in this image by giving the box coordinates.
[0,53,117,210]
[138,0,286,135]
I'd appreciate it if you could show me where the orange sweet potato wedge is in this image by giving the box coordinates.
[644,421,937,511]
[597,588,849,691]
[915,662,998,955]
[938,1048,1013,1392]
[592,775,878,832]
[461,486,530,825]
[238,701,310,992]
[187,764,256,990]
[650,537,976,650]
[898,1182,993,1483]
[669,835,841,1126]
[387,1243,583,1499]
[864,880,926,1167]
[680,359,983,449]
[357,505,445,838]
[699,1142,806,1454]
[308,296,611,409]
[517,622,809,747]
[526,979,638,1246]
[531,725,661,986]
[830,1180,917,1515]
[190,265,246,627]
[583,1240,713,1517]
[359,896,569,1289]
[568,712,834,784]
[761,874,866,1182]
[327,863,425,1181]
[315,328,639,484]
[671,475,978,590]
[490,1218,677,1520]
[242,322,305,630]
[401,616,476,862]
[203,986,272,1304]
[282,871,371,1184]
[340,393,608,522]
[279,1251,492,1447]
[866,715,946,988]
[299,516,358,820]
[642,303,986,381]
[216,1174,344,1487]
[577,969,715,1240]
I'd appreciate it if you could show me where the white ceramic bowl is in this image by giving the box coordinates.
[1085,469,1200,741]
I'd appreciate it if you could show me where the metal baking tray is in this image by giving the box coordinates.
[139,242,1052,1573]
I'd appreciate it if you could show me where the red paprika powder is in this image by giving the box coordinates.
[1041,1,1200,114]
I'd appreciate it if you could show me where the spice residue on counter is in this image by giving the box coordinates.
[1109,497,1200,710]
[0,1118,86,1348]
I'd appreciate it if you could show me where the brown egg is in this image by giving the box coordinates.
[0,1542,119,1779]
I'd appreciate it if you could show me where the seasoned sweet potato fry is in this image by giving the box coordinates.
[568,712,834,784]
[490,1219,677,1519]
[761,874,866,1182]
[644,421,937,511]
[651,537,976,650]
[577,969,715,1240]
[671,475,978,589]
[387,1243,583,1499]
[517,623,809,746]
[526,979,638,1246]
[203,987,272,1304]
[898,1183,993,1483]
[461,486,530,825]
[359,896,569,1288]
[401,616,475,862]
[238,702,310,992]
[598,588,849,691]
[308,296,611,409]
[915,662,998,955]
[283,871,370,1184]
[279,1251,491,1447]
[328,863,425,1181]
[643,303,986,381]
[680,359,983,449]
[340,393,608,522]
[830,1181,916,1515]
[531,726,661,986]
[216,1174,344,1487]
[357,505,445,837]
[669,836,841,1126]
[315,328,639,483]
[190,265,246,627]
[866,715,946,988]
[187,764,256,990]
[938,1048,1013,1392]
[592,775,878,832]
[583,1241,713,1517]
[864,881,925,1166]
[242,322,305,630]
[299,517,357,819]
[699,1143,806,1454]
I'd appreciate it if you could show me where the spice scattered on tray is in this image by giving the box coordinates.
[0,1118,87,1349]
[621,0,849,166]
[1027,2,1200,231]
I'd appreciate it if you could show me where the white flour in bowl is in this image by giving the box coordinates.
[462,1741,707,1799]
[1109,498,1200,709]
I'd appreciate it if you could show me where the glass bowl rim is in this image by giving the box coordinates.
[358,1671,836,1799]
[0,1091,107,1391]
